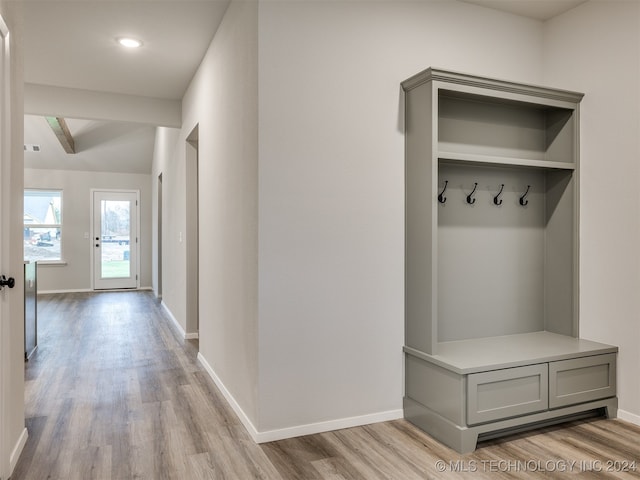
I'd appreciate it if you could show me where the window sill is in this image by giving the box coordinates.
[27,260,67,266]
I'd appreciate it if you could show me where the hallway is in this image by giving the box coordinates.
[11,291,640,479]
[12,291,280,479]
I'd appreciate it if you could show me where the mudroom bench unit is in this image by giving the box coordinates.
[402,68,618,453]
[404,332,617,453]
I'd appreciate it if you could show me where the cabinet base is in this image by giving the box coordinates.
[404,396,618,454]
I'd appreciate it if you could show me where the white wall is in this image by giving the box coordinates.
[24,168,153,292]
[151,127,179,299]
[151,126,185,329]
[156,0,640,441]
[153,0,260,426]
[257,1,544,433]
[189,0,259,425]
[543,1,640,424]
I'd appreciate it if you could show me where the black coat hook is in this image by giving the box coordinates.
[466,182,478,205]
[493,184,504,206]
[520,185,531,206]
[438,180,448,204]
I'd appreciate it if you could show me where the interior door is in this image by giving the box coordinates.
[93,190,139,290]
[0,13,10,478]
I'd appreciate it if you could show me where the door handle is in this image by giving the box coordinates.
[0,275,15,289]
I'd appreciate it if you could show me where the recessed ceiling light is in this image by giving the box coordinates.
[117,37,142,48]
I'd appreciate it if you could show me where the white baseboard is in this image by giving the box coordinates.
[160,301,185,337]
[9,427,28,476]
[197,353,260,441]
[618,408,640,426]
[38,287,152,295]
[160,301,199,340]
[196,352,403,444]
[254,408,404,443]
[38,288,92,294]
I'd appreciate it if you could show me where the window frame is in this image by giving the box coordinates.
[24,188,65,264]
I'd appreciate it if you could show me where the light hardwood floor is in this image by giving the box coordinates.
[11,291,640,479]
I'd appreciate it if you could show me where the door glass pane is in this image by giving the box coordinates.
[100,200,131,278]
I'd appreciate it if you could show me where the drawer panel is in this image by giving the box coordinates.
[549,353,616,409]
[467,364,548,426]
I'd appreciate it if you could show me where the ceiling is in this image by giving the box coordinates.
[460,0,586,20]
[23,0,231,100]
[25,115,157,174]
[23,0,230,174]
[23,0,585,174]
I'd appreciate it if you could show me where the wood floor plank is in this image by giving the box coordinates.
[10,291,640,479]
[323,427,429,480]
[310,457,362,480]
[187,452,220,480]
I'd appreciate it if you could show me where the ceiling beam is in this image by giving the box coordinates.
[27,84,182,128]
[45,116,75,154]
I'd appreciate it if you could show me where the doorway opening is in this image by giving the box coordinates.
[185,126,199,338]
[157,173,163,299]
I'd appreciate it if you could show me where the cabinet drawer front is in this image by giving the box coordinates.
[549,354,616,409]
[467,364,548,426]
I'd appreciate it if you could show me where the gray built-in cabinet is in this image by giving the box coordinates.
[402,68,618,453]
[24,261,37,360]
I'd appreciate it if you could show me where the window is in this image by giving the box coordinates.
[24,189,62,262]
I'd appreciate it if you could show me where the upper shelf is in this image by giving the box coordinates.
[438,150,576,171]
[437,91,578,168]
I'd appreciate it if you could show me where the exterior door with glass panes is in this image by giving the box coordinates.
[93,190,139,289]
